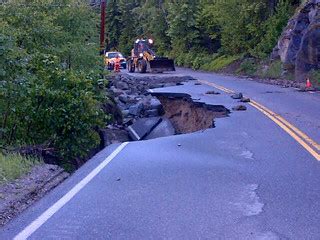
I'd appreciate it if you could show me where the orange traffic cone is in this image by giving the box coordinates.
[306,78,312,88]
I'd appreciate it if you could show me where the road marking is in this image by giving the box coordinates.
[198,80,235,94]
[250,102,320,161]
[250,100,320,151]
[198,80,320,161]
[14,142,129,240]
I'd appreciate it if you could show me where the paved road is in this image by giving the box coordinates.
[1,68,320,239]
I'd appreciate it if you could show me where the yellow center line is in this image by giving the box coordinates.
[250,102,320,161]
[199,80,235,94]
[251,100,320,151]
[198,79,320,161]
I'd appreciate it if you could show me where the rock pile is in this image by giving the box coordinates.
[100,73,195,144]
[109,74,194,121]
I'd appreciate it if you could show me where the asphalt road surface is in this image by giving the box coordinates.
[1,68,320,240]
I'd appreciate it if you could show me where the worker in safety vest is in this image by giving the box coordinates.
[114,54,121,72]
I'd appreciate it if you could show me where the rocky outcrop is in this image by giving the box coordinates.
[272,0,320,81]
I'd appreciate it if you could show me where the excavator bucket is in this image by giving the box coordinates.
[149,58,175,73]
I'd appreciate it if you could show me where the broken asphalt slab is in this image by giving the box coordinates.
[128,117,162,141]
[144,117,175,140]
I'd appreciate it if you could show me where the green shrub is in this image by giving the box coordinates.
[183,52,195,68]
[262,60,283,79]
[309,70,320,86]
[0,0,108,165]
[0,153,41,184]
[191,53,214,70]
[236,59,258,76]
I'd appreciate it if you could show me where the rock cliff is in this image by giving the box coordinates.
[272,0,320,81]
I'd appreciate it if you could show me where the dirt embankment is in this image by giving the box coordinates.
[158,96,228,134]
[0,164,69,227]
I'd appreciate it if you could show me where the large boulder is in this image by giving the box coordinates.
[272,0,320,81]
[296,20,320,81]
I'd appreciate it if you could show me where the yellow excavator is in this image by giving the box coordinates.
[127,39,175,73]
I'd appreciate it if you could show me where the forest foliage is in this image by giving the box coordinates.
[0,0,107,167]
[105,0,300,71]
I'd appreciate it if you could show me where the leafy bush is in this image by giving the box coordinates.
[309,70,320,86]
[0,0,108,165]
[236,59,258,76]
[0,153,41,184]
[262,60,283,79]
[191,53,210,70]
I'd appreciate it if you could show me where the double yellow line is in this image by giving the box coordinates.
[199,80,320,161]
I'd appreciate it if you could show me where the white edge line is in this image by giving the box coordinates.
[128,126,140,140]
[14,142,129,240]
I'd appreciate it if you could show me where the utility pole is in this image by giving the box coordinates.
[100,0,106,55]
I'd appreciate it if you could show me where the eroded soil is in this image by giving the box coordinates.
[158,96,229,134]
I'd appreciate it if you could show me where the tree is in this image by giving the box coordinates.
[1,0,107,167]
[117,0,140,55]
[166,1,200,55]
[132,0,171,55]
[105,0,122,51]
[253,0,294,58]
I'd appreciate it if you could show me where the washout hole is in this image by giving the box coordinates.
[157,95,230,134]
[127,93,230,141]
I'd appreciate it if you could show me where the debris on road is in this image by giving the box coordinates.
[240,97,251,103]
[231,93,243,99]
[109,73,194,122]
[144,117,175,140]
[206,90,220,95]
[128,117,162,141]
[232,105,247,111]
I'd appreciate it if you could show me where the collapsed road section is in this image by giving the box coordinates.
[106,73,230,142]
[156,94,229,134]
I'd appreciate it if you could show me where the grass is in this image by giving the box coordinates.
[236,58,258,76]
[0,153,41,184]
[202,55,240,72]
[261,60,282,79]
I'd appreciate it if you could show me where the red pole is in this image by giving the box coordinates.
[100,0,106,54]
